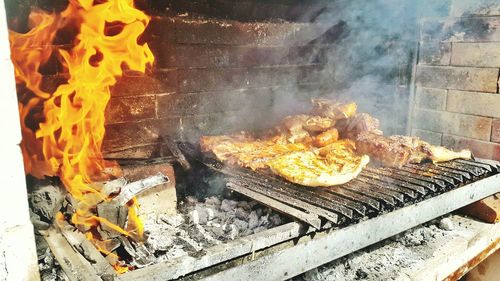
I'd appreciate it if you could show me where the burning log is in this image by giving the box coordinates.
[113,174,168,206]
[95,173,168,239]
[42,228,103,281]
[121,162,178,218]
[55,217,118,280]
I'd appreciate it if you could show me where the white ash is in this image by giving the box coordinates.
[293,216,471,281]
[140,196,286,266]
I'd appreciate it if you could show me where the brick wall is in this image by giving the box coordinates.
[411,0,500,160]
[102,16,333,158]
[8,0,416,159]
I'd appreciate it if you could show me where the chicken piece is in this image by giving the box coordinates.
[399,138,471,163]
[313,128,339,147]
[268,140,369,187]
[201,134,309,170]
[311,99,357,120]
[200,133,254,152]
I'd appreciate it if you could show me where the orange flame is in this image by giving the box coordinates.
[10,0,154,272]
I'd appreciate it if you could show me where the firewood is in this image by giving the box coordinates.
[55,219,118,280]
[42,228,102,281]
[96,202,129,239]
[113,173,168,206]
[121,162,178,217]
[461,193,500,223]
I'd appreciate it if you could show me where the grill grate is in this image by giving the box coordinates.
[180,143,500,229]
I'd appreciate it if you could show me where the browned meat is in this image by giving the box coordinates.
[355,132,412,168]
[313,128,339,147]
[311,99,357,120]
[337,113,383,139]
[303,116,335,133]
[355,132,472,168]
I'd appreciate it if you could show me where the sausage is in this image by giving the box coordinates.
[313,128,339,147]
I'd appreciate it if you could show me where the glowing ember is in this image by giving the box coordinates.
[10,0,154,272]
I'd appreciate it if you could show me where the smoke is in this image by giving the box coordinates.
[302,0,418,135]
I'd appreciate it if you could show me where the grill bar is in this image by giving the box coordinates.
[407,164,465,184]
[342,181,399,207]
[210,159,500,229]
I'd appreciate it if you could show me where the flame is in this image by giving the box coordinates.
[10,0,154,272]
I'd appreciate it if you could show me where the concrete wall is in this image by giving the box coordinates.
[0,0,40,280]
[411,0,500,160]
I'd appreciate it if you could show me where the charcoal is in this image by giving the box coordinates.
[232,218,249,232]
[205,196,221,207]
[237,201,251,210]
[258,213,270,227]
[229,224,239,240]
[120,238,155,268]
[146,234,174,252]
[189,207,210,225]
[235,207,249,220]
[221,199,239,212]
[255,208,263,217]
[207,225,225,238]
[270,214,282,226]
[159,214,185,227]
[248,211,259,229]
[29,184,64,224]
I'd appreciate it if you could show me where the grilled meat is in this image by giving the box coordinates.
[303,116,336,133]
[268,140,369,187]
[200,98,472,186]
[311,99,357,120]
[337,113,383,139]
[281,115,312,144]
[356,132,412,168]
[200,135,308,170]
[355,132,472,168]
[313,128,339,147]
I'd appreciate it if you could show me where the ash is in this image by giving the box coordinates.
[142,195,286,265]
[35,234,69,281]
[294,216,468,281]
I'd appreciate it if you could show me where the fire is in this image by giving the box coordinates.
[10,0,154,271]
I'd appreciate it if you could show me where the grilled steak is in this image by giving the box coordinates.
[356,132,412,168]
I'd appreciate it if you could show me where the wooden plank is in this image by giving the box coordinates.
[460,193,500,223]
[57,221,118,280]
[42,228,102,281]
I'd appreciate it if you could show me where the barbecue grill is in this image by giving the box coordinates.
[113,142,500,280]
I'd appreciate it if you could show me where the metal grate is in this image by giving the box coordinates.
[180,143,500,229]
